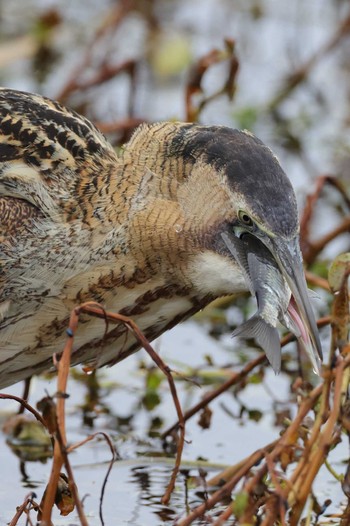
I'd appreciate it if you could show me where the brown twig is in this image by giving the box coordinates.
[305,270,330,291]
[18,377,31,414]
[264,453,287,526]
[300,175,350,264]
[288,354,350,525]
[175,381,323,526]
[210,441,279,525]
[95,117,146,135]
[235,385,324,525]
[304,216,350,265]
[60,60,136,101]
[51,302,185,506]
[56,0,136,102]
[0,393,46,427]
[40,306,88,525]
[175,445,270,526]
[8,492,38,526]
[162,352,266,438]
[212,503,233,525]
[185,38,239,122]
[207,438,279,488]
[268,13,350,111]
[97,433,118,526]
[212,353,350,526]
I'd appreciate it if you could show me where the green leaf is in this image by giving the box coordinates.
[232,491,249,518]
[248,409,263,422]
[233,106,259,130]
[146,369,163,390]
[142,390,161,411]
[328,253,350,292]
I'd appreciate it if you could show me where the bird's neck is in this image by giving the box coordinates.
[80,122,241,305]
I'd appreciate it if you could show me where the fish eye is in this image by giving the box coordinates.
[238,211,254,227]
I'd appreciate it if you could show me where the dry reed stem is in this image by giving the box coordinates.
[56,0,136,102]
[69,302,185,505]
[288,354,350,524]
[268,13,350,111]
[25,299,187,521]
[40,306,88,526]
[176,380,323,526]
[9,493,38,526]
[0,393,46,427]
[207,439,278,487]
[304,270,330,291]
[210,353,350,526]
[300,174,350,264]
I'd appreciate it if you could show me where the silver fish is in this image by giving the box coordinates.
[221,232,305,373]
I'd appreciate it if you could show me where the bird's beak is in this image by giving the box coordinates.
[221,230,323,374]
[267,236,323,374]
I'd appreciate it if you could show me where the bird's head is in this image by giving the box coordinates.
[156,125,322,371]
[125,123,322,372]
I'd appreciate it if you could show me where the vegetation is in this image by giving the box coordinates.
[0,1,349,524]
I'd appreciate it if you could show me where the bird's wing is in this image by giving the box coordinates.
[0,88,122,322]
[0,88,118,222]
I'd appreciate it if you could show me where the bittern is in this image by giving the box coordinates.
[0,88,322,389]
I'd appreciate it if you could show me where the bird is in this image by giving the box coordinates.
[0,88,322,389]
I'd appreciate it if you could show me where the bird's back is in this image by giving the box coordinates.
[0,90,215,388]
[0,89,136,386]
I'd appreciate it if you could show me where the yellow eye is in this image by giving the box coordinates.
[238,211,253,227]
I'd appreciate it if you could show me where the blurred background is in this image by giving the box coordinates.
[1,1,349,188]
[0,1,349,524]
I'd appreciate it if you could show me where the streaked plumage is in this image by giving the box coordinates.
[0,88,322,388]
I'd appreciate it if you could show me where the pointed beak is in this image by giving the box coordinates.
[268,236,323,373]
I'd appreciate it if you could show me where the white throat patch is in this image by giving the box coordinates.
[187,251,248,296]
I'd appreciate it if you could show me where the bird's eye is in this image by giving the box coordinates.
[238,211,254,227]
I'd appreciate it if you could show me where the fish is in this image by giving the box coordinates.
[221,232,317,373]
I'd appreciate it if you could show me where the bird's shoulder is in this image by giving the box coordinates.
[0,88,119,222]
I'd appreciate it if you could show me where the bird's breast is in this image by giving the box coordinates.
[0,263,209,388]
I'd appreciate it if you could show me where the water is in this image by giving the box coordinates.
[0,321,347,524]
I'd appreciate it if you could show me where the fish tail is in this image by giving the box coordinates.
[232,316,281,374]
